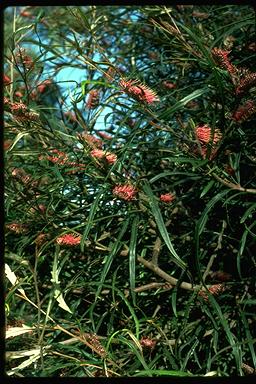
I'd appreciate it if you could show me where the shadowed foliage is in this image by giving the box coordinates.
[4,5,256,377]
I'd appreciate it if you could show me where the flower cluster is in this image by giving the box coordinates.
[160,193,175,203]
[46,149,68,165]
[86,89,100,109]
[37,79,52,94]
[78,133,103,149]
[198,284,225,301]
[5,99,39,122]
[235,72,256,96]
[56,233,81,246]
[211,48,236,75]
[91,149,117,164]
[232,100,256,122]
[11,167,32,185]
[65,161,86,174]
[97,131,113,140]
[3,74,11,85]
[140,336,157,350]
[113,184,137,201]
[195,125,222,160]
[119,78,159,104]
[162,80,176,90]
[6,222,29,234]
[39,149,86,174]
[195,125,222,145]
[35,233,49,246]
[15,47,34,70]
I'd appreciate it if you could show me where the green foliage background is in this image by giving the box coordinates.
[4,5,256,377]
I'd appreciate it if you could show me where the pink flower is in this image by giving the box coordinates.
[79,133,103,148]
[119,78,159,104]
[113,184,137,201]
[105,152,117,164]
[97,131,113,140]
[162,81,176,89]
[56,233,81,246]
[91,149,117,164]
[47,149,68,165]
[235,72,256,96]
[232,100,256,122]
[198,284,225,302]
[211,48,236,75]
[195,125,222,145]
[6,223,28,234]
[65,161,86,174]
[4,74,11,85]
[86,89,100,109]
[160,193,175,203]
[37,79,51,94]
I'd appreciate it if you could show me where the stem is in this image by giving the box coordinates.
[212,173,256,194]
[137,256,206,292]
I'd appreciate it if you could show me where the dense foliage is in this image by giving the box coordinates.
[4,5,256,377]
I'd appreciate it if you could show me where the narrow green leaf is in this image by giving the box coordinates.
[80,190,104,252]
[129,216,139,305]
[143,180,187,271]
[240,203,256,224]
[200,180,215,198]
[94,217,130,300]
[159,88,208,119]
[133,369,193,377]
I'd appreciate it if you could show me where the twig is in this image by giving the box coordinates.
[137,256,206,292]
[152,237,161,265]
[202,220,226,282]
[212,173,256,194]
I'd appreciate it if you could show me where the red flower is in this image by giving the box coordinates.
[47,149,68,165]
[160,193,175,203]
[6,223,28,234]
[113,184,137,201]
[235,73,256,96]
[97,131,113,140]
[140,337,157,349]
[64,111,77,122]
[211,48,236,75]
[195,125,222,145]
[198,284,225,301]
[65,162,86,174]
[119,78,159,104]
[56,233,81,246]
[232,100,256,122]
[37,79,51,94]
[86,90,100,109]
[91,149,117,164]
[3,74,11,85]
[20,10,33,17]
[14,91,23,98]
[162,81,176,89]
[79,133,103,149]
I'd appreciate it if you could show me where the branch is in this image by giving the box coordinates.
[137,256,206,292]
[212,173,256,194]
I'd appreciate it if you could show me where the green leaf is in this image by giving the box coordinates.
[200,180,215,198]
[133,369,193,377]
[240,203,256,223]
[80,190,104,252]
[142,180,187,271]
[159,88,208,119]
[129,216,139,305]
[94,217,130,300]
